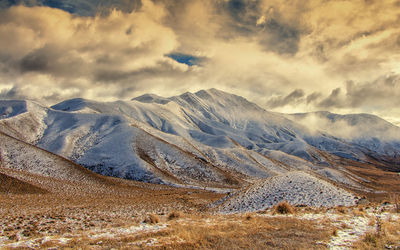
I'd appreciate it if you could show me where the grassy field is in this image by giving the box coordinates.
[1,190,399,249]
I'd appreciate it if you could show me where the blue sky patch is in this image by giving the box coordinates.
[166,53,201,66]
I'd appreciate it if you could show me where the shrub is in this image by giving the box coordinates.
[363,232,378,246]
[245,214,252,220]
[273,201,294,214]
[336,206,347,214]
[143,214,160,224]
[168,211,183,220]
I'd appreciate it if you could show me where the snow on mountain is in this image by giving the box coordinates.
[0,131,178,195]
[133,89,371,163]
[132,93,171,104]
[0,88,398,193]
[287,111,400,157]
[0,131,115,191]
[215,171,357,213]
[0,100,47,143]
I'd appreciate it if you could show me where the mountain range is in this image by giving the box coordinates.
[1,88,399,207]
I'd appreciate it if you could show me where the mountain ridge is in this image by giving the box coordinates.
[1,89,399,200]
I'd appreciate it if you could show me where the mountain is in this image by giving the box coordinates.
[0,130,128,194]
[287,111,400,170]
[1,89,399,202]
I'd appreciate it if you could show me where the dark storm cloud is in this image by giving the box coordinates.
[318,88,342,108]
[17,46,86,78]
[313,74,400,110]
[266,89,305,108]
[306,92,322,104]
[19,47,51,72]
[258,18,301,55]
[223,0,260,34]
[345,75,400,108]
[1,0,142,16]
[214,0,302,55]
[0,85,63,102]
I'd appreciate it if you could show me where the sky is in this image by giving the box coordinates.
[0,0,399,124]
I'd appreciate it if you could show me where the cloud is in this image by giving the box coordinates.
[0,0,399,123]
[0,85,24,99]
[311,74,400,110]
[306,92,322,104]
[266,89,305,108]
[290,111,400,141]
[258,18,301,55]
[318,88,343,108]
[1,0,143,16]
[0,2,182,101]
[345,75,400,108]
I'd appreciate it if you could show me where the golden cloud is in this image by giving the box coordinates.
[0,0,399,123]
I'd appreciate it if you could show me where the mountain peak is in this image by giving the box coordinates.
[195,88,239,99]
[51,98,94,112]
[132,93,170,104]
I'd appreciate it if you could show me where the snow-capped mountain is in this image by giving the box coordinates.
[287,111,400,169]
[0,89,399,192]
[288,111,400,143]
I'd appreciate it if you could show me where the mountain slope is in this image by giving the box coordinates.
[0,172,47,194]
[0,89,399,195]
[287,111,400,170]
[215,171,357,213]
[0,131,109,184]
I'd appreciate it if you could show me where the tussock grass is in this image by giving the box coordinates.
[156,214,333,249]
[143,214,160,224]
[335,206,347,214]
[389,194,400,213]
[245,214,253,220]
[273,201,295,214]
[168,211,183,220]
[354,217,400,249]
[20,213,335,249]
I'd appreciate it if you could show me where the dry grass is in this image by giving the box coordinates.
[368,217,375,227]
[340,222,352,229]
[345,163,400,196]
[273,201,295,215]
[144,214,332,249]
[351,209,366,217]
[335,206,347,214]
[0,173,47,194]
[0,212,335,249]
[389,194,400,213]
[354,218,400,249]
[0,184,223,243]
[168,211,183,220]
[144,214,160,224]
[245,214,253,220]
